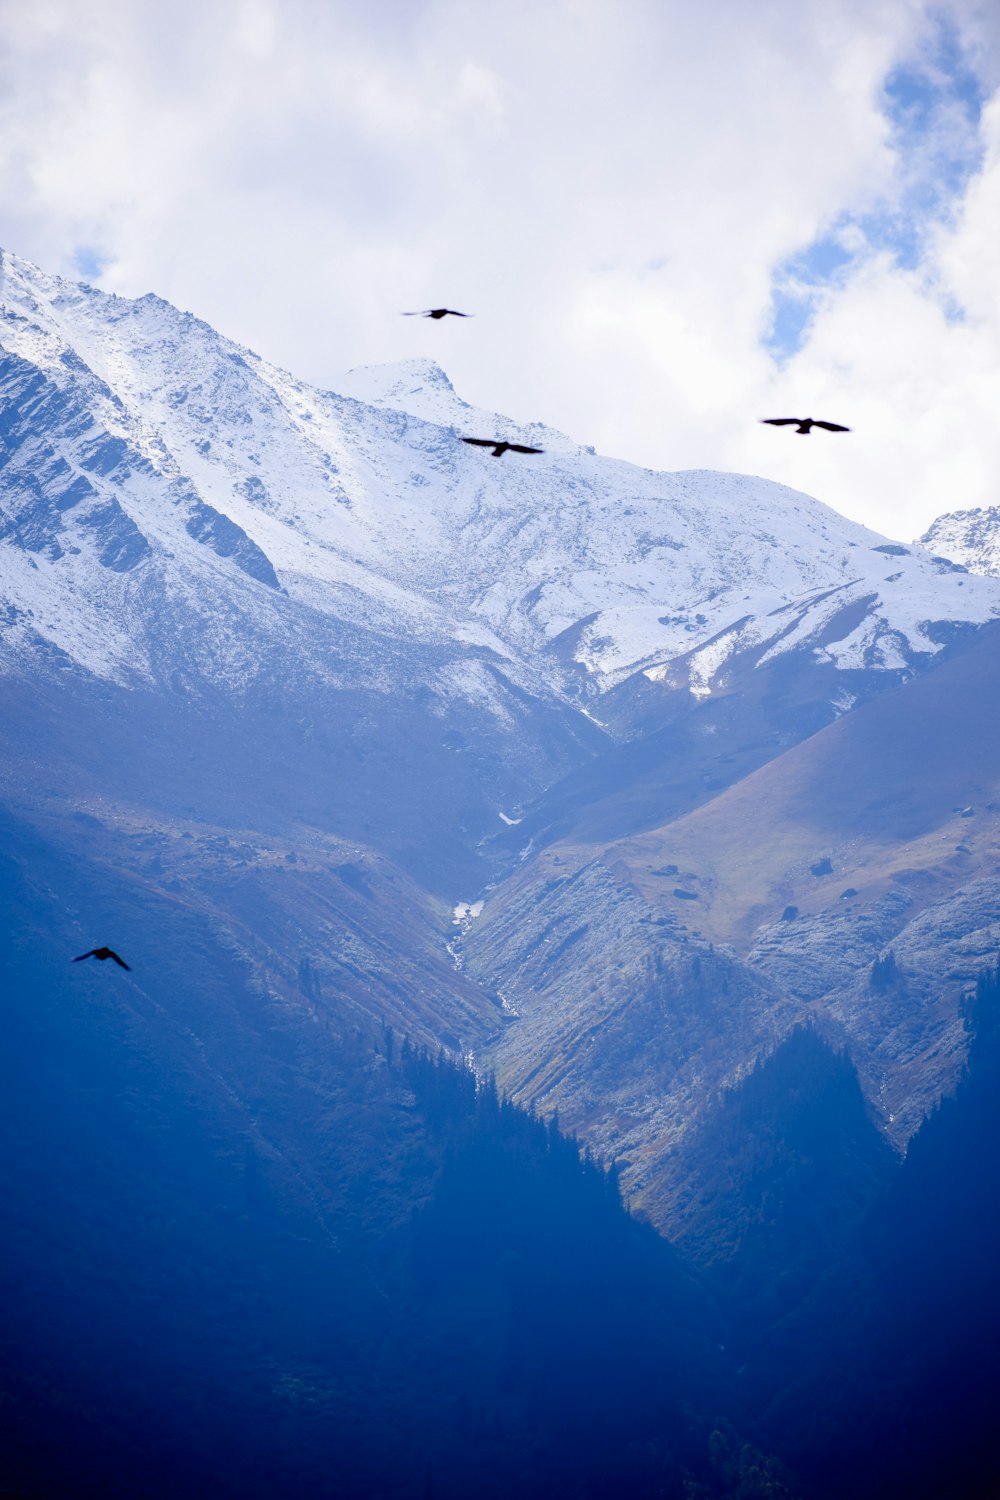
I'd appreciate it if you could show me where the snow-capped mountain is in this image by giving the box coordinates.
[5,246,1000,1235]
[3,247,998,714]
[918,505,1000,580]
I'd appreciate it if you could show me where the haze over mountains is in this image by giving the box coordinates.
[3,248,1000,1496]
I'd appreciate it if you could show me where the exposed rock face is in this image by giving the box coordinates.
[919,505,1000,579]
[463,855,802,1225]
[748,891,915,1003]
[466,623,1000,1230]
[823,872,1000,1138]
[183,495,282,588]
[467,842,1000,1229]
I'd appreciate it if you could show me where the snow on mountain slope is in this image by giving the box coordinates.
[3,247,1000,708]
[7,246,1000,1236]
[918,505,1000,580]
[331,359,1000,693]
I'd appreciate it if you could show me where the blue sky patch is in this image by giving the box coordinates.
[72,245,110,281]
[764,13,986,361]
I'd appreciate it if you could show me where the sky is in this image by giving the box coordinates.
[1,0,998,540]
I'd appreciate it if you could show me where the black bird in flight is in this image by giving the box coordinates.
[761,417,851,435]
[73,947,131,970]
[403,308,472,319]
[462,438,544,458]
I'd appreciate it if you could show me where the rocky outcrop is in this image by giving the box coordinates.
[466,855,802,1227]
[919,505,1000,579]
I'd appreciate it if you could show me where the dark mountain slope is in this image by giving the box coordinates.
[726,967,1000,1500]
[673,1026,897,1326]
[850,965,1000,1500]
[0,806,781,1498]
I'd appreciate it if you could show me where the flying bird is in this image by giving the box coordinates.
[403,308,472,320]
[73,947,131,970]
[462,438,544,458]
[760,417,851,435]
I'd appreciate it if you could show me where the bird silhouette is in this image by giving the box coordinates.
[402,308,472,320]
[462,438,544,458]
[761,417,851,435]
[73,947,131,970]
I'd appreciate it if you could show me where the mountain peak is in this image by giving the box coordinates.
[919,505,1000,579]
[3,247,1000,705]
[332,357,463,421]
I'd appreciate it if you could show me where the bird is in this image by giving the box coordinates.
[73,947,131,970]
[462,438,544,458]
[402,308,472,320]
[760,417,851,435]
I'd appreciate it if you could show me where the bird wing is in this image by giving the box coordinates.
[507,444,544,454]
[760,418,800,426]
[442,310,470,317]
[462,437,497,448]
[73,950,98,962]
[813,420,850,432]
[108,951,132,970]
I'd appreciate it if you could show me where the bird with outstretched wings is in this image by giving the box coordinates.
[761,417,850,435]
[403,308,472,319]
[73,947,131,970]
[462,438,544,458]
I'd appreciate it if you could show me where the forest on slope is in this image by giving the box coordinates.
[4,855,999,1498]
[0,810,786,1499]
[672,967,1000,1500]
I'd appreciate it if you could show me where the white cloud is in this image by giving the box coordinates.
[0,0,997,538]
[731,85,1000,538]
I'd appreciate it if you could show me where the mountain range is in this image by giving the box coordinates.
[4,240,1000,1204]
[3,247,1000,1496]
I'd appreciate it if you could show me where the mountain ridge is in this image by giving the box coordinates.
[4,242,999,1228]
[4,247,998,711]
[919,502,1000,579]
